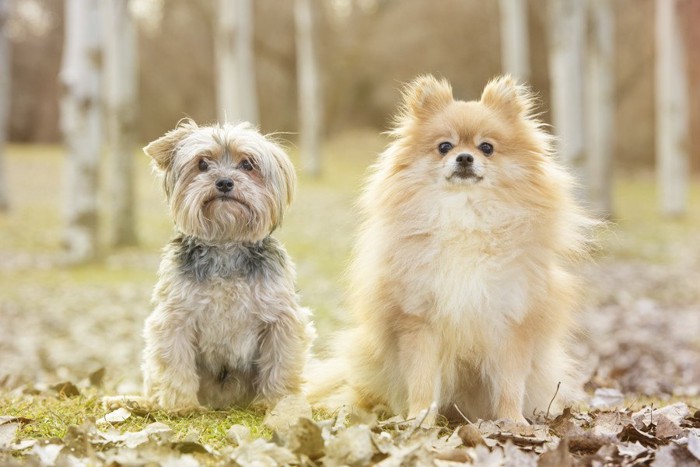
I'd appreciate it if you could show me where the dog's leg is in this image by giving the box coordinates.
[398,324,441,421]
[142,312,202,412]
[487,333,533,424]
[255,310,307,403]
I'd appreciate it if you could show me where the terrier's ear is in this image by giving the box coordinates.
[480,75,536,120]
[270,141,296,208]
[143,119,198,170]
[400,75,453,121]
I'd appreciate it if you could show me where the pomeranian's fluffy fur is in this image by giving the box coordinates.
[310,75,596,423]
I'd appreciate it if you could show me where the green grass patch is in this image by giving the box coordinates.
[0,391,269,450]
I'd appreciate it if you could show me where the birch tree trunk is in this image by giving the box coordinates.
[104,0,138,247]
[585,0,614,217]
[0,0,10,211]
[60,0,103,263]
[548,0,586,195]
[655,0,689,217]
[498,0,530,82]
[216,0,258,125]
[295,0,322,177]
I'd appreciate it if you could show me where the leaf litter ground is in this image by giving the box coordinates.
[2,248,699,465]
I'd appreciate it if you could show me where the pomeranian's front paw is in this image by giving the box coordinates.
[408,402,439,427]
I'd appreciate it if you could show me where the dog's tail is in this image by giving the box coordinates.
[303,353,354,412]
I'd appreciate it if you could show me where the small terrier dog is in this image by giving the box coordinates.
[141,119,314,412]
[311,76,596,423]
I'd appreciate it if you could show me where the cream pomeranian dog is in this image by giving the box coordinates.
[310,75,596,423]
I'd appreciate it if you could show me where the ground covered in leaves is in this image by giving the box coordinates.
[1,139,700,465]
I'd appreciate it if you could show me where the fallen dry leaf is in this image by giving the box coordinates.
[97,407,132,426]
[50,381,80,398]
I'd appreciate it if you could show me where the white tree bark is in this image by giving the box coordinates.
[0,0,10,211]
[585,0,614,217]
[295,0,322,177]
[103,0,138,247]
[498,0,530,82]
[60,0,103,263]
[548,0,586,195]
[216,0,258,125]
[655,0,689,217]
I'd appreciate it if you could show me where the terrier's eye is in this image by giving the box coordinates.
[438,142,453,155]
[478,142,494,156]
[198,159,209,171]
[239,159,254,171]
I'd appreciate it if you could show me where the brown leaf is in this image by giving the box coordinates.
[51,381,80,398]
[286,417,324,460]
[88,367,106,387]
[504,440,538,467]
[538,438,573,467]
[655,414,683,439]
[263,394,312,434]
[634,403,690,427]
[549,408,584,439]
[63,424,93,459]
[172,441,208,454]
[458,424,485,447]
[567,432,610,454]
[324,424,375,466]
[0,416,33,426]
[434,448,471,463]
[591,411,631,437]
[618,423,662,448]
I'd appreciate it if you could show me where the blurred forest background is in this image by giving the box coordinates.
[0,0,699,402]
[4,0,700,162]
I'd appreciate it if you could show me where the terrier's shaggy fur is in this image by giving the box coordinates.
[141,119,314,412]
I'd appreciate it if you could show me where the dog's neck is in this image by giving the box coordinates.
[170,233,286,281]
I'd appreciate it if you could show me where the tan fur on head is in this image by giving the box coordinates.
[309,75,597,423]
[144,120,296,243]
[480,75,538,120]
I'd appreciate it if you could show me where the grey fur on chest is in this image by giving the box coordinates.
[170,234,288,282]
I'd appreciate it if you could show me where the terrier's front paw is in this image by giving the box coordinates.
[171,404,206,416]
[156,390,203,415]
[102,395,155,413]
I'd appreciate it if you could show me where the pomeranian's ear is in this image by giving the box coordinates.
[143,118,199,171]
[401,75,453,120]
[480,75,537,120]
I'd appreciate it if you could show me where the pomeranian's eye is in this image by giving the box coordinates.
[478,142,494,156]
[239,159,254,171]
[198,159,209,171]
[438,142,453,155]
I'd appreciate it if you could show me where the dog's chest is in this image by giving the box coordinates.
[167,235,288,371]
[190,278,261,369]
[398,194,536,326]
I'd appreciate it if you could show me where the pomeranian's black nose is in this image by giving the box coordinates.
[215,178,234,193]
[456,153,474,167]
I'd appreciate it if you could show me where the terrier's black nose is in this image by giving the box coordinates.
[456,153,474,167]
[215,178,234,193]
